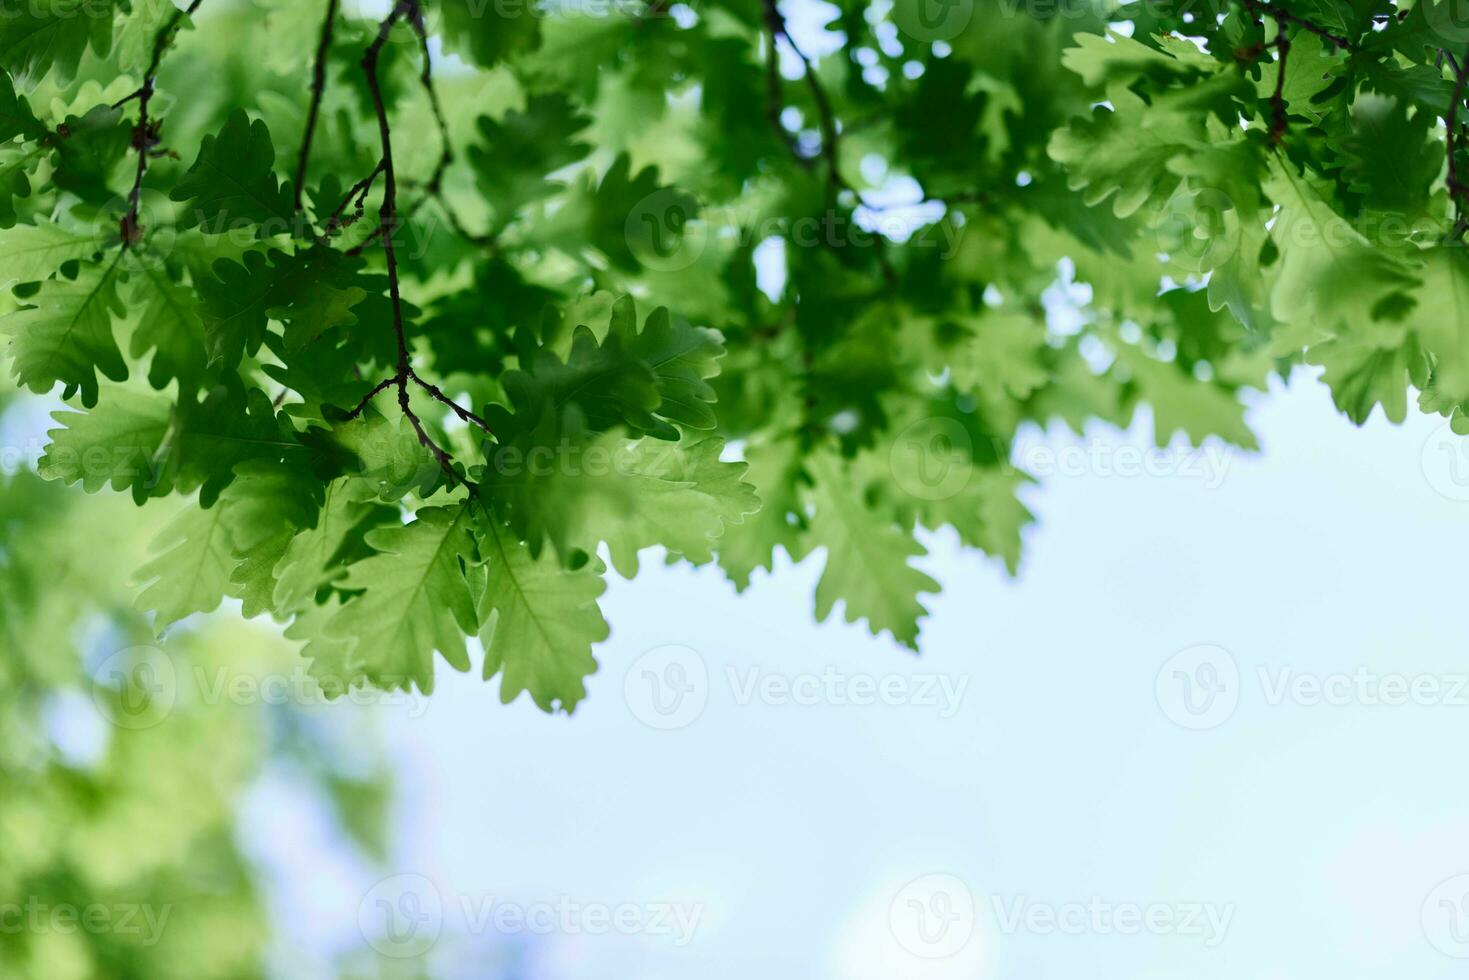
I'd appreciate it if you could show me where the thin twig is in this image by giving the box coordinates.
[1240,0,1349,49]
[346,376,397,419]
[359,0,463,483]
[759,0,895,285]
[411,374,493,432]
[1238,0,1348,148]
[1268,34,1291,145]
[396,15,497,249]
[319,158,385,240]
[409,8,452,198]
[294,0,340,212]
[762,30,810,167]
[762,0,839,198]
[118,0,206,248]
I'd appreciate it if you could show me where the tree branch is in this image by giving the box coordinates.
[319,158,385,240]
[1268,33,1291,146]
[346,375,397,419]
[759,0,895,285]
[762,0,840,197]
[398,13,497,249]
[411,374,493,433]
[117,0,206,248]
[294,0,340,212]
[360,0,462,483]
[762,30,811,169]
[1239,0,1350,49]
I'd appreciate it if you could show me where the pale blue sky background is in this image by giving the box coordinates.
[228,367,1469,979]
[12,2,1469,975]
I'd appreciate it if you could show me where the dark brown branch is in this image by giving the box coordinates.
[319,158,385,240]
[762,0,838,194]
[294,0,340,212]
[411,374,493,433]
[1236,0,1349,149]
[1235,0,1356,149]
[118,0,206,248]
[1268,34,1291,145]
[359,0,466,485]
[395,15,497,250]
[759,0,895,285]
[1239,0,1350,49]
[346,376,397,419]
[762,30,811,168]
[409,8,452,198]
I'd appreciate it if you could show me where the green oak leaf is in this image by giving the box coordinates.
[128,262,210,396]
[0,219,109,290]
[0,259,126,407]
[0,0,116,84]
[469,92,591,226]
[170,109,294,236]
[608,296,725,438]
[195,250,274,369]
[805,453,939,649]
[321,504,479,694]
[134,497,237,630]
[272,480,395,612]
[476,516,608,713]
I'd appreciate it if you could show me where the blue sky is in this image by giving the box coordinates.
[229,367,1469,979]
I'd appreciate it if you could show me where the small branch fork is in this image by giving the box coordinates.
[759,0,895,285]
[354,0,490,485]
[319,158,385,240]
[114,0,206,248]
[1236,0,1349,147]
[1236,4,1469,239]
[1239,0,1349,49]
[370,8,496,250]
